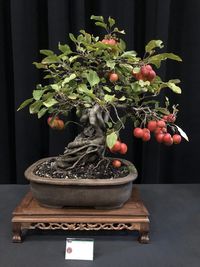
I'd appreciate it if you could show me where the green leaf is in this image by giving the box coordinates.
[108,17,115,27]
[148,53,182,68]
[103,86,112,93]
[17,98,33,111]
[40,49,54,56]
[36,84,42,89]
[58,43,72,54]
[167,82,182,94]
[33,90,44,100]
[93,42,109,50]
[90,15,104,22]
[84,32,92,44]
[38,107,48,118]
[85,70,100,87]
[138,80,150,87]
[79,29,86,35]
[156,107,170,115]
[118,39,126,51]
[142,100,158,106]
[119,63,133,72]
[145,40,163,53]
[84,103,92,108]
[133,67,140,73]
[104,94,116,103]
[58,55,68,61]
[106,60,115,69]
[51,84,60,91]
[114,116,127,131]
[43,98,58,108]
[68,94,78,100]
[78,84,96,99]
[114,85,122,91]
[62,73,76,86]
[118,96,126,101]
[42,92,54,101]
[33,62,47,69]
[42,55,59,64]
[106,121,113,128]
[113,27,125,34]
[95,22,107,30]
[165,96,169,108]
[44,74,52,79]
[168,79,181,84]
[29,101,43,114]
[175,125,189,142]
[78,84,88,93]
[121,50,137,58]
[106,132,118,149]
[77,34,84,43]
[69,55,80,63]
[131,82,141,92]
[69,33,77,43]
[161,53,182,61]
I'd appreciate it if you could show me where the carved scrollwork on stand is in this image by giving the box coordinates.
[30,222,140,231]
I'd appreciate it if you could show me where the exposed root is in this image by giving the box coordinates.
[92,158,110,171]
[62,148,99,170]
[56,104,107,170]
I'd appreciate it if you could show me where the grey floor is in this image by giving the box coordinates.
[0,184,200,267]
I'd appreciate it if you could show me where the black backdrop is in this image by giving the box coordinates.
[1,0,200,184]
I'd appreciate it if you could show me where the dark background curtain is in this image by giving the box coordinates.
[1,0,199,184]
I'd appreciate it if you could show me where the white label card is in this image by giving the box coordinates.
[65,238,94,261]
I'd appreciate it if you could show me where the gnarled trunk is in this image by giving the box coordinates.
[56,104,108,170]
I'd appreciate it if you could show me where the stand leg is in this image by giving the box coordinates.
[138,231,150,244]
[138,223,150,244]
[12,222,22,243]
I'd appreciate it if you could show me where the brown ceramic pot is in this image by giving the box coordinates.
[24,157,138,209]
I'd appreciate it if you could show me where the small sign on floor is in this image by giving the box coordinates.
[65,238,94,261]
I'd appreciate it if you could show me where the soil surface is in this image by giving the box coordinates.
[33,158,129,179]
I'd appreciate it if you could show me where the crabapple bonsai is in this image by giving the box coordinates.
[18,15,188,173]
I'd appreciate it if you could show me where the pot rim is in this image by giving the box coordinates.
[24,157,138,186]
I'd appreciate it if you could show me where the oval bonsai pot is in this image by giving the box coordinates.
[25,157,138,209]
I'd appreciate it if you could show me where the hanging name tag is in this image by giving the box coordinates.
[65,238,94,261]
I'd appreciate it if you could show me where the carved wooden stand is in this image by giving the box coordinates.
[12,187,150,244]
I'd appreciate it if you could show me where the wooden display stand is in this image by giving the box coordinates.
[12,187,150,244]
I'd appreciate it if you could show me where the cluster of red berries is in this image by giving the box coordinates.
[108,65,156,84]
[132,64,156,82]
[162,114,176,123]
[133,116,182,145]
[110,140,128,168]
[47,116,65,130]
[101,38,117,45]
[133,127,151,142]
[110,140,128,154]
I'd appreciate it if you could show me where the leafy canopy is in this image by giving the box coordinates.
[18,15,187,145]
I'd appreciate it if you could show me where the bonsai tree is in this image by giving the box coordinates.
[18,15,188,172]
